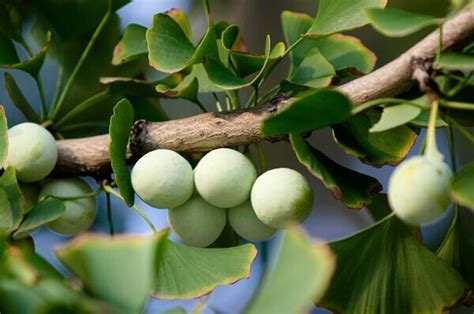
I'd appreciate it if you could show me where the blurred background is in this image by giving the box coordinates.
[1,0,473,313]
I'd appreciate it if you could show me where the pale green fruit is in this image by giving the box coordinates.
[228,201,277,242]
[251,168,313,228]
[194,148,257,208]
[131,149,194,209]
[39,178,97,236]
[19,183,40,213]
[168,196,226,247]
[5,122,58,182]
[388,155,452,225]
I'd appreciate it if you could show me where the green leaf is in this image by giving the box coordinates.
[0,32,51,78]
[4,73,41,123]
[436,208,460,269]
[0,105,7,169]
[57,231,168,313]
[13,198,65,239]
[290,134,381,209]
[109,99,135,207]
[156,77,200,104]
[112,24,147,65]
[320,215,468,313]
[366,8,442,37]
[289,49,335,88]
[0,167,22,231]
[369,104,422,132]
[262,90,352,137]
[100,77,158,97]
[147,13,218,73]
[282,11,376,76]
[366,193,392,221]
[246,228,335,313]
[308,0,387,35]
[435,52,474,71]
[166,8,193,42]
[0,33,19,64]
[204,35,272,90]
[221,25,285,78]
[333,111,418,167]
[153,240,257,299]
[450,162,474,211]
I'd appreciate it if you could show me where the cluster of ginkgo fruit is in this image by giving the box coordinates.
[131,148,314,247]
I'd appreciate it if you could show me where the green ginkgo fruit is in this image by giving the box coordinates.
[388,155,452,225]
[39,178,97,236]
[5,122,58,182]
[194,148,257,208]
[228,200,277,242]
[131,149,194,209]
[168,196,226,247]
[251,168,313,228]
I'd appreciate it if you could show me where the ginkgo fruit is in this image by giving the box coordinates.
[228,200,277,242]
[39,178,97,236]
[194,148,257,208]
[251,168,313,228]
[388,156,452,225]
[5,122,58,182]
[131,149,194,209]
[168,196,226,247]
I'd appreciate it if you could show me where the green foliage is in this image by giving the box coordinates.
[435,52,474,71]
[320,215,467,313]
[262,90,352,136]
[154,240,257,299]
[246,228,335,313]
[0,167,22,232]
[290,134,381,208]
[450,162,474,211]
[366,8,442,37]
[369,104,422,132]
[112,24,147,65]
[13,198,65,239]
[109,99,135,207]
[0,106,7,169]
[333,111,418,166]
[3,73,41,123]
[308,0,387,35]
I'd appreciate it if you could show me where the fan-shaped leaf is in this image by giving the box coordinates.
[366,8,442,37]
[308,0,387,35]
[109,99,135,207]
[320,215,468,313]
[450,162,474,211]
[153,240,257,299]
[245,228,335,314]
[291,134,381,208]
[57,231,168,313]
[112,24,147,65]
[333,111,418,167]
[369,104,422,132]
[0,167,22,232]
[262,90,352,137]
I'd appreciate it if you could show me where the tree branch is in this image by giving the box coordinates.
[54,4,474,178]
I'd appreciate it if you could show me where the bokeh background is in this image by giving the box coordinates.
[1,0,473,313]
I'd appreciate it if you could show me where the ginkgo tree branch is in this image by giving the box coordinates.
[54,4,474,178]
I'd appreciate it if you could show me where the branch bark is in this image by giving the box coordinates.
[54,4,474,177]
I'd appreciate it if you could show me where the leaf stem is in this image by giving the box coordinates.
[105,191,115,236]
[104,185,157,233]
[425,100,443,161]
[435,24,444,63]
[49,6,112,120]
[202,0,211,20]
[445,116,474,143]
[195,99,208,113]
[213,92,223,111]
[35,75,48,120]
[255,143,267,174]
[447,124,457,173]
